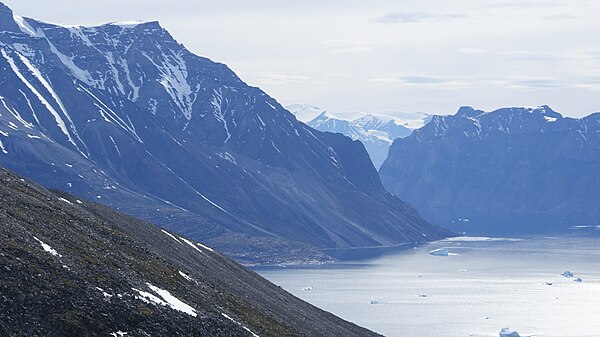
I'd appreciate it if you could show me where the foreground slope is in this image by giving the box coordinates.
[380,106,600,234]
[0,3,450,263]
[0,167,380,337]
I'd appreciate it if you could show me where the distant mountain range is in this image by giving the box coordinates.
[0,167,380,337]
[0,3,450,264]
[287,104,428,168]
[380,105,600,235]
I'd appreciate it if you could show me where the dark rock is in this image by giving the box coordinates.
[0,166,381,337]
[380,106,600,234]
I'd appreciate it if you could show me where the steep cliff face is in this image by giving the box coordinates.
[0,3,450,263]
[0,167,381,337]
[380,106,600,234]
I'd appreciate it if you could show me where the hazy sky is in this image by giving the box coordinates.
[5,0,600,118]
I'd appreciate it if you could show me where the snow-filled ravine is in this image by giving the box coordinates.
[255,233,600,337]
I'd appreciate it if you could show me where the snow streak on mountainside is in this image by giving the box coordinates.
[0,3,451,263]
[380,105,600,235]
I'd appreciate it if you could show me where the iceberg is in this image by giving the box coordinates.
[574,277,582,282]
[429,248,449,256]
[499,328,521,337]
[561,271,574,278]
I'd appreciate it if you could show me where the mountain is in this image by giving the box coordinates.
[0,166,380,337]
[0,3,451,264]
[306,112,412,168]
[287,105,413,168]
[380,105,600,235]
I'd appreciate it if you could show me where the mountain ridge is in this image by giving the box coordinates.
[380,105,600,234]
[0,3,451,263]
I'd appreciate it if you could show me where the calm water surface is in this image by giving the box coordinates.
[256,233,600,337]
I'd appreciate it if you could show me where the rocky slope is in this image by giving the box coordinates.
[380,106,600,234]
[0,3,451,263]
[0,167,381,337]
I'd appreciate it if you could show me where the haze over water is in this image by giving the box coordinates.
[257,232,600,337]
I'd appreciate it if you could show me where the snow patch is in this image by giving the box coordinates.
[161,229,182,244]
[133,283,197,317]
[13,15,38,37]
[33,236,61,257]
[96,287,113,298]
[178,271,193,281]
[109,21,147,28]
[109,136,121,156]
[109,331,128,337]
[197,242,214,252]
[221,313,260,337]
[1,50,84,153]
[179,237,205,254]
[0,138,7,154]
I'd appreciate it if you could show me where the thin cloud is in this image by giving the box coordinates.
[369,75,467,88]
[481,1,560,10]
[499,76,564,89]
[321,39,372,54]
[374,12,466,24]
[331,46,371,54]
[500,51,564,62]
[457,48,488,55]
[258,73,308,85]
[399,76,449,84]
[543,13,577,20]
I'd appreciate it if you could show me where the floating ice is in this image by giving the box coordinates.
[429,248,449,256]
[561,271,574,278]
[500,328,521,337]
[444,236,523,242]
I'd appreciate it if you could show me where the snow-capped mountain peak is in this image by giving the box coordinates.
[288,105,413,168]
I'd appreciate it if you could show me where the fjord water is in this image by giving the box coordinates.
[256,232,600,337]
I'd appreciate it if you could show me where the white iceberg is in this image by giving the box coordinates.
[500,328,521,337]
[429,248,449,256]
[561,271,574,278]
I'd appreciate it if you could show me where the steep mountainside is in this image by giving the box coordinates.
[288,105,412,168]
[380,106,600,234]
[0,3,450,263]
[0,167,381,337]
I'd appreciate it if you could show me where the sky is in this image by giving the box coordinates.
[4,0,600,118]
